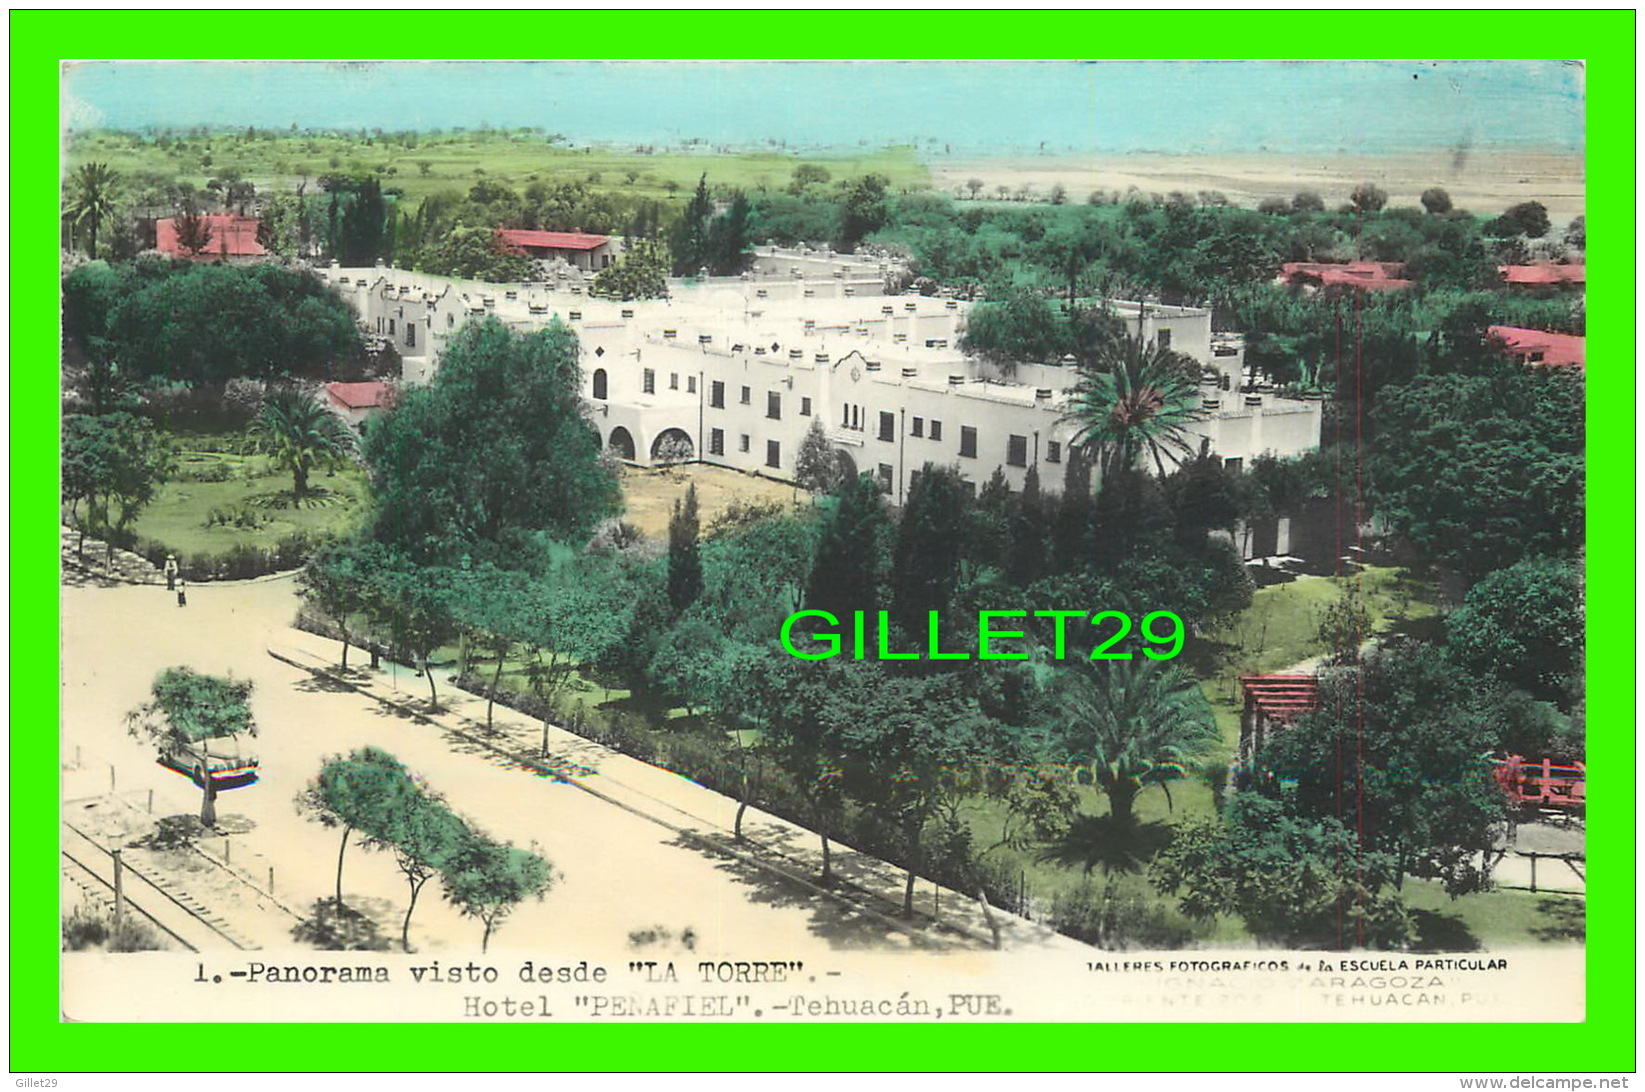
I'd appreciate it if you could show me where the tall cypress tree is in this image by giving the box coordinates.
[669,173,714,276]
[1052,446,1095,574]
[890,463,969,636]
[1008,463,1050,588]
[667,483,703,615]
[805,473,887,622]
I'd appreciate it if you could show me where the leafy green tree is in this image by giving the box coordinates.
[958,288,1064,374]
[1258,644,1508,894]
[734,653,849,877]
[589,238,670,300]
[1052,658,1219,824]
[444,564,534,728]
[828,665,997,914]
[836,173,890,251]
[61,412,173,550]
[1369,368,1582,580]
[440,829,555,952]
[1349,182,1388,214]
[1499,200,1552,239]
[73,261,361,385]
[365,561,459,709]
[369,787,467,952]
[127,668,256,828]
[253,389,356,500]
[1063,334,1205,480]
[1316,579,1373,666]
[1151,794,1414,949]
[1419,187,1453,215]
[297,541,381,671]
[890,463,970,636]
[1445,558,1582,707]
[296,747,416,908]
[66,162,120,260]
[361,317,620,562]
[788,164,832,196]
[415,224,534,282]
[793,417,843,497]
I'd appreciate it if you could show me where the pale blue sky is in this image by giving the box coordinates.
[63,60,1584,157]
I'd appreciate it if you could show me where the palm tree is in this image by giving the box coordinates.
[1054,657,1219,825]
[1062,332,1206,481]
[66,162,120,260]
[254,390,356,500]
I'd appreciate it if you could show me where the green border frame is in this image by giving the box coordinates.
[14,13,1635,1073]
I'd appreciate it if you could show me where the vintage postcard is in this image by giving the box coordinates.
[52,53,1600,1042]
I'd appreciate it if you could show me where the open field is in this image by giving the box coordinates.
[931,150,1585,222]
[65,128,931,208]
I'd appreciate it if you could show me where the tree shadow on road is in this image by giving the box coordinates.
[291,897,394,951]
[663,829,964,953]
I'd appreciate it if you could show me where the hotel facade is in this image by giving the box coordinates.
[319,250,1323,506]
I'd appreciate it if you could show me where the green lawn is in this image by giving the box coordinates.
[1197,566,1443,751]
[133,445,368,557]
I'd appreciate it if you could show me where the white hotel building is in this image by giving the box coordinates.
[319,251,1322,505]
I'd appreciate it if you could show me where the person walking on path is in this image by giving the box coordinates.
[176,578,188,608]
[163,554,179,592]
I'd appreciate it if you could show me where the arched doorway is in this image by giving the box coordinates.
[835,449,858,482]
[650,427,695,464]
[607,426,636,461]
[592,368,608,400]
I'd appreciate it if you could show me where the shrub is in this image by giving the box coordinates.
[1045,878,1200,950]
[62,903,165,952]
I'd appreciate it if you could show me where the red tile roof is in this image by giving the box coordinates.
[1487,326,1585,369]
[1500,264,1585,286]
[325,381,395,411]
[155,214,267,259]
[1279,261,1412,291]
[496,228,610,252]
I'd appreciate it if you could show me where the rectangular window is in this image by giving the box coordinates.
[767,392,782,420]
[1047,440,1062,464]
[1157,328,1172,351]
[911,416,924,438]
[643,369,655,395]
[877,464,894,492]
[669,372,679,390]
[800,397,812,417]
[1223,456,1243,472]
[930,420,943,442]
[710,428,724,456]
[1007,434,1028,467]
[766,440,781,469]
[959,426,977,459]
[404,323,416,348]
[739,434,751,453]
[388,318,396,335]
[687,376,697,394]
[740,386,752,405]
[710,381,725,409]
[878,411,895,442]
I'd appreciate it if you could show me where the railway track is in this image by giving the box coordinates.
[61,821,260,951]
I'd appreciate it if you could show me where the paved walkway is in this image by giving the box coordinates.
[61,525,163,586]
[268,629,1085,954]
